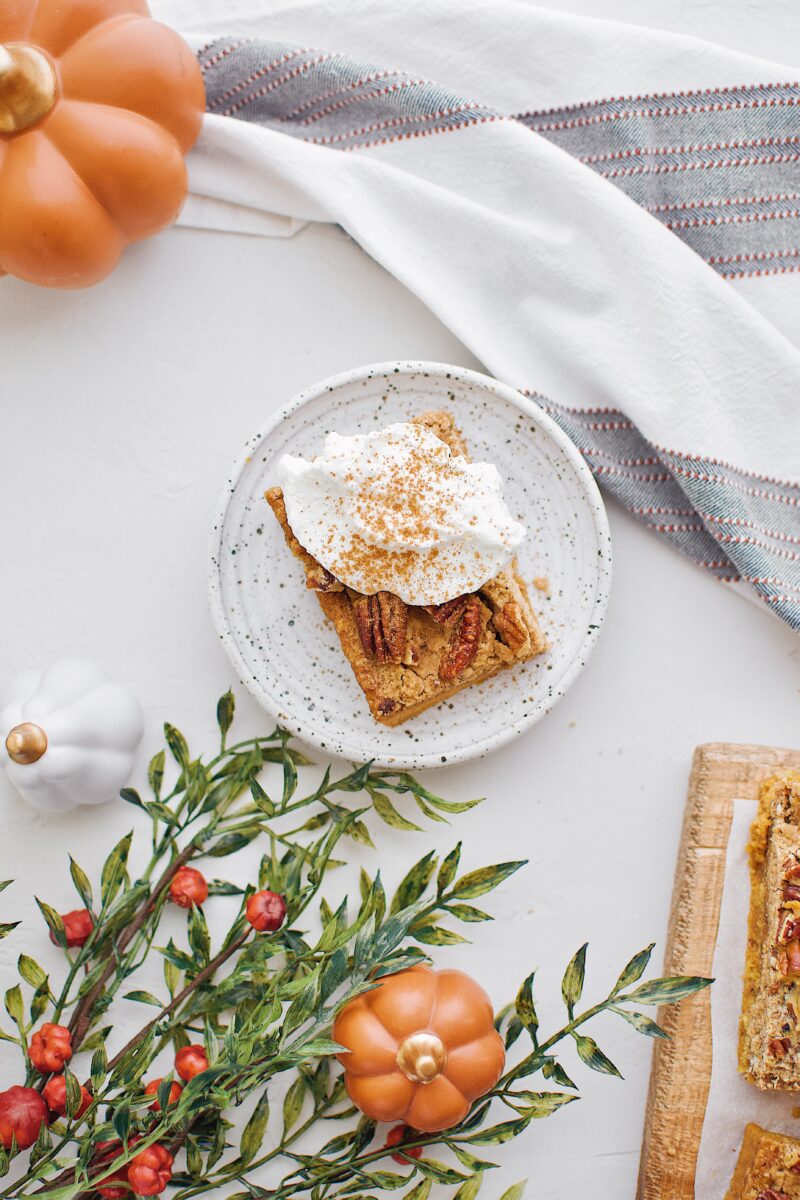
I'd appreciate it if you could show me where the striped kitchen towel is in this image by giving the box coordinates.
[160,0,800,629]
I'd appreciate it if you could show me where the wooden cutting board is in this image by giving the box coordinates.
[636,741,800,1200]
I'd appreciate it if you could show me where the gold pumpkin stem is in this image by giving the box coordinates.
[0,43,57,134]
[6,722,48,765]
[396,1032,447,1084]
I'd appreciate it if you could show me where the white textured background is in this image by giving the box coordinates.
[1,3,799,1198]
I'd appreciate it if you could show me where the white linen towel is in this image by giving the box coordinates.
[156,0,800,629]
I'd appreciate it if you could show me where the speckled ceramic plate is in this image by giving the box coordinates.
[209,362,611,768]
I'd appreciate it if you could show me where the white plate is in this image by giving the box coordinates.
[209,362,611,768]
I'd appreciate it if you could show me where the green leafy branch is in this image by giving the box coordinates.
[0,692,710,1200]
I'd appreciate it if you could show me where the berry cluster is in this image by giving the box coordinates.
[0,875,287,1194]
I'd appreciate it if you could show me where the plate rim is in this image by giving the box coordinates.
[208,360,612,769]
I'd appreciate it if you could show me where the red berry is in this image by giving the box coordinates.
[29,1023,73,1074]
[43,1075,92,1118]
[384,1125,423,1165]
[127,1144,173,1196]
[51,909,93,949]
[96,1178,128,1200]
[245,890,286,933]
[168,867,208,909]
[0,1086,48,1149]
[96,1179,128,1200]
[174,1045,208,1082]
[94,1138,140,1199]
[143,1078,183,1111]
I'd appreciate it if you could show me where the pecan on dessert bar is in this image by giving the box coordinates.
[352,592,408,664]
[425,595,470,625]
[438,596,482,682]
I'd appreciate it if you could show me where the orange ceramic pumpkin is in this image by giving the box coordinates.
[0,0,205,288]
[333,964,505,1133]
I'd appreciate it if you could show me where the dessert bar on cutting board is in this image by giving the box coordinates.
[636,742,800,1200]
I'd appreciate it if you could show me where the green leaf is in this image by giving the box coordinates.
[36,899,65,948]
[613,1008,668,1039]
[451,1146,498,1171]
[119,788,143,810]
[250,777,275,817]
[332,762,373,793]
[453,1174,484,1200]
[4,985,23,1026]
[497,1183,527,1200]
[422,794,483,815]
[515,972,538,1038]
[147,749,166,799]
[100,832,133,906]
[541,1059,577,1090]
[282,1076,306,1133]
[504,1015,524,1049]
[402,1180,432,1200]
[366,1172,409,1190]
[91,1046,107,1092]
[465,1117,531,1145]
[321,945,347,1003]
[451,860,526,900]
[112,1101,131,1143]
[69,858,93,908]
[412,925,467,946]
[64,1068,82,1118]
[81,1026,111,1054]
[390,852,437,915]
[188,907,211,967]
[109,1028,154,1088]
[573,1033,622,1078]
[18,955,46,991]
[414,1158,470,1185]
[369,790,422,832]
[0,923,19,942]
[283,978,319,1037]
[217,690,235,742]
[208,880,245,897]
[281,740,298,807]
[295,1038,344,1057]
[157,1075,177,1112]
[144,800,180,827]
[620,975,713,1005]
[612,944,654,995]
[437,843,462,894]
[207,829,261,857]
[29,982,49,1023]
[186,1135,203,1181]
[240,1088,270,1164]
[158,940,197,973]
[561,943,587,1016]
[447,903,493,923]
[123,990,163,1007]
[346,819,374,849]
[164,723,190,769]
[510,1091,576,1118]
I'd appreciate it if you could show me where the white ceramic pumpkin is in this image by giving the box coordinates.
[0,659,144,813]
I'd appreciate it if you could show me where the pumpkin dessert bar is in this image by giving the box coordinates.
[724,1123,800,1199]
[264,411,547,726]
[740,771,800,1088]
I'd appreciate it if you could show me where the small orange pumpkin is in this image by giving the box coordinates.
[0,0,205,288]
[333,964,505,1133]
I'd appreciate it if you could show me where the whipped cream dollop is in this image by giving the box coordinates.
[277,420,526,606]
